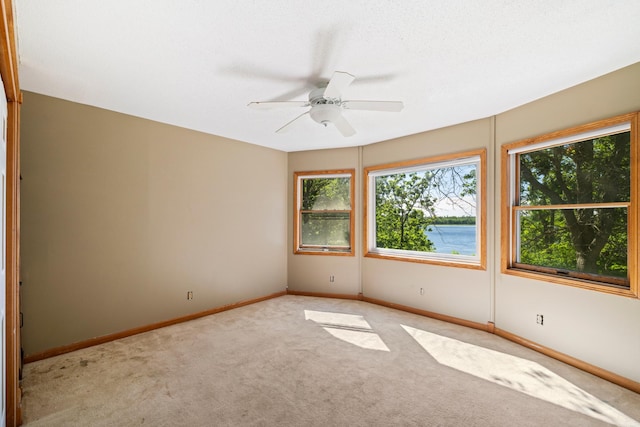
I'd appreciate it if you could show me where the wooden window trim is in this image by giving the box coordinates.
[363,148,487,270]
[501,112,639,298]
[293,169,355,256]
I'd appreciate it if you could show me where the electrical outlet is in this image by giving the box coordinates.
[187,291,193,300]
[420,287,424,295]
[329,275,335,283]
[536,314,544,325]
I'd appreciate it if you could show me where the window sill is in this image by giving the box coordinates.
[365,250,485,270]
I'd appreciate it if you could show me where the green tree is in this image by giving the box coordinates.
[301,177,351,247]
[302,177,350,210]
[431,216,476,225]
[375,172,435,251]
[519,133,630,276]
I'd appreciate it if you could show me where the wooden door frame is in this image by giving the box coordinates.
[0,1,21,425]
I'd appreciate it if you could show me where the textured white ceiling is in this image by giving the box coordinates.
[14,1,640,152]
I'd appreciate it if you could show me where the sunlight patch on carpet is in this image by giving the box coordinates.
[402,325,639,426]
[304,310,389,352]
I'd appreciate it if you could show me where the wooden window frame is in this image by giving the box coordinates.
[293,169,355,256]
[501,112,639,298]
[1,0,22,424]
[364,149,487,270]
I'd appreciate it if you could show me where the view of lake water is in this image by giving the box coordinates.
[425,225,476,255]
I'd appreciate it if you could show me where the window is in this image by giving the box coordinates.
[502,113,638,297]
[294,170,355,255]
[365,149,486,269]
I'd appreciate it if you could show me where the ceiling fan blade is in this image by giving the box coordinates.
[342,100,404,112]
[332,114,356,137]
[323,71,355,99]
[276,111,310,133]
[248,101,310,109]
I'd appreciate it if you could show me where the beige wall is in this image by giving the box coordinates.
[287,147,361,295]
[494,62,640,382]
[289,120,495,323]
[362,119,494,324]
[20,92,288,356]
[288,62,640,383]
[20,62,640,383]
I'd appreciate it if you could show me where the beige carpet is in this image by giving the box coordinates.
[21,295,640,426]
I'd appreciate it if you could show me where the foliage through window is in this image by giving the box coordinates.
[294,170,355,255]
[365,150,486,268]
[503,113,638,296]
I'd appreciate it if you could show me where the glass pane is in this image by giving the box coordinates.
[375,163,477,254]
[517,207,627,280]
[519,131,630,206]
[301,212,350,247]
[425,224,476,256]
[301,177,350,210]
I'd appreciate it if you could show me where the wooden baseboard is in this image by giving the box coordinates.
[23,290,287,364]
[494,327,640,394]
[286,289,363,300]
[23,290,640,395]
[362,295,493,332]
[362,296,639,394]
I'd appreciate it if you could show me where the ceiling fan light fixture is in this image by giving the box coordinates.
[309,104,341,126]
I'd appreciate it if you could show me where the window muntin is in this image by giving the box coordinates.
[503,114,638,295]
[294,170,355,255]
[365,150,486,269]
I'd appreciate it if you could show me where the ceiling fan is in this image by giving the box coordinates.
[248,71,404,137]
